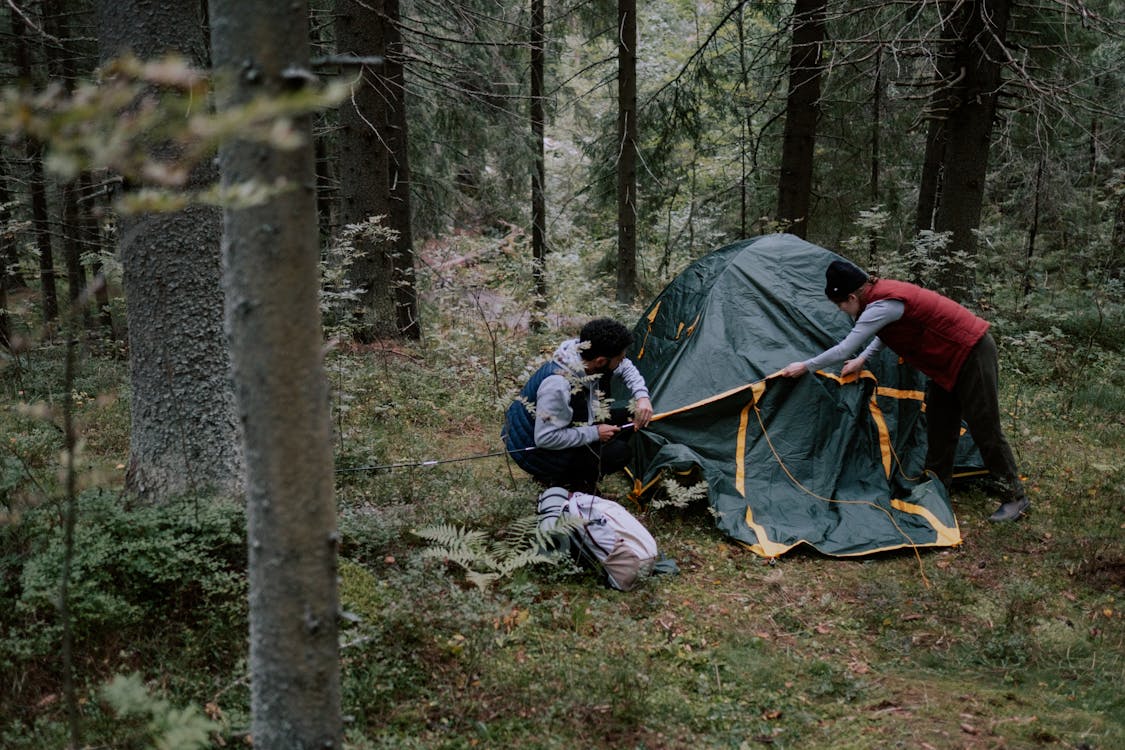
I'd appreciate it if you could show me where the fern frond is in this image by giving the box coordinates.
[414,524,489,553]
[415,514,583,590]
[465,571,500,591]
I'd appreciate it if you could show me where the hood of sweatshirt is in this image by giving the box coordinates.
[551,338,589,379]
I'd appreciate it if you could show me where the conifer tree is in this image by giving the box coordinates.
[210,0,343,745]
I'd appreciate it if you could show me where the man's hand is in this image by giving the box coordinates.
[780,362,808,378]
[633,397,654,428]
[841,356,866,377]
[597,424,620,442]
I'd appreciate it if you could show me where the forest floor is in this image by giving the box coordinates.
[324,232,1125,749]
[2,230,1123,749]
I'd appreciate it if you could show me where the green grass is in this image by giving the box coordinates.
[2,237,1123,749]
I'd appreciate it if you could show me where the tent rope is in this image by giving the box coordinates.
[336,446,536,474]
[752,377,933,587]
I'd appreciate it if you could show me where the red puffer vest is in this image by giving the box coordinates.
[864,279,989,391]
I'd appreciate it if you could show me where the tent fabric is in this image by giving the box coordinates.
[624,234,970,558]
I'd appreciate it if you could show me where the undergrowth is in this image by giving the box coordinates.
[1,232,1123,749]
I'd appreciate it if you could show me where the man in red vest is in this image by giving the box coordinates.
[780,259,1029,522]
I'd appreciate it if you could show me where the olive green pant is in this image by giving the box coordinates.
[925,333,1026,502]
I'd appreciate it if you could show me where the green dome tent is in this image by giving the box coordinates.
[624,234,978,558]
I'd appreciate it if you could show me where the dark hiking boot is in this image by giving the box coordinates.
[988,497,1030,522]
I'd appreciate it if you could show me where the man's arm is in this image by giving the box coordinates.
[533,374,600,449]
[614,358,653,427]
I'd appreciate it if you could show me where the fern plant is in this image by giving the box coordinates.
[651,477,709,511]
[414,514,576,591]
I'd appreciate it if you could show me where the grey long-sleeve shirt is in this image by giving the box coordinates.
[533,338,650,450]
[803,299,905,372]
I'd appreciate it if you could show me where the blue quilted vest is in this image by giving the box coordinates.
[502,360,590,477]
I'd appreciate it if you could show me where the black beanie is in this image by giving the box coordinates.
[824,260,868,302]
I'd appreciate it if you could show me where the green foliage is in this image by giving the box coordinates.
[0,53,347,210]
[101,673,218,750]
[651,476,709,511]
[1,490,246,674]
[414,515,563,591]
[321,215,399,339]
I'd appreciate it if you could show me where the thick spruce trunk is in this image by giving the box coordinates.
[96,0,243,501]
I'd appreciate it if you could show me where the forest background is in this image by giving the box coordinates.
[1,0,1123,748]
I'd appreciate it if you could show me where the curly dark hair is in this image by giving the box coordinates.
[578,318,634,360]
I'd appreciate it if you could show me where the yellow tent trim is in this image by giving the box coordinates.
[734,382,767,495]
[876,386,925,400]
[741,505,798,558]
[736,401,751,495]
[867,393,893,477]
[636,302,661,360]
[684,312,701,338]
[737,496,963,558]
[890,498,962,547]
[651,378,766,424]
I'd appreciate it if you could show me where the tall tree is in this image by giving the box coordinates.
[210,0,342,745]
[914,0,1012,299]
[335,0,398,341]
[42,0,90,323]
[11,6,60,323]
[776,0,826,239]
[616,0,638,302]
[96,0,243,501]
[383,0,420,338]
[0,151,13,348]
[530,0,547,313]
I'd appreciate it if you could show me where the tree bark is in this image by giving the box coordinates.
[42,0,90,323]
[0,153,12,348]
[616,0,638,303]
[97,0,244,500]
[776,0,825,240]
[384,0,421,339]
[335,0,398,341]
[210,0,342,746]
[530,0,547,319]
[10,6,60,323]
[915,0,1011,300]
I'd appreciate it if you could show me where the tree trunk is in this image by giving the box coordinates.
[384,0,421,339]
[97,0,244,501]
[0,154,12,348]
[42,0,90,323]
[210,1,342,746]
[913,7,961,244]
[530,0,547,321]
[1022,154,1043,299]
[27,141,60,325]
[869,44,882,263]
[335,0,398,341]
[11,6,60,323]
[58,180,89,321]
[0,146,27,291]
[616,0,638,303]
[79,173,115,332]
[776,0,825,240]
[916,0,1011,300]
